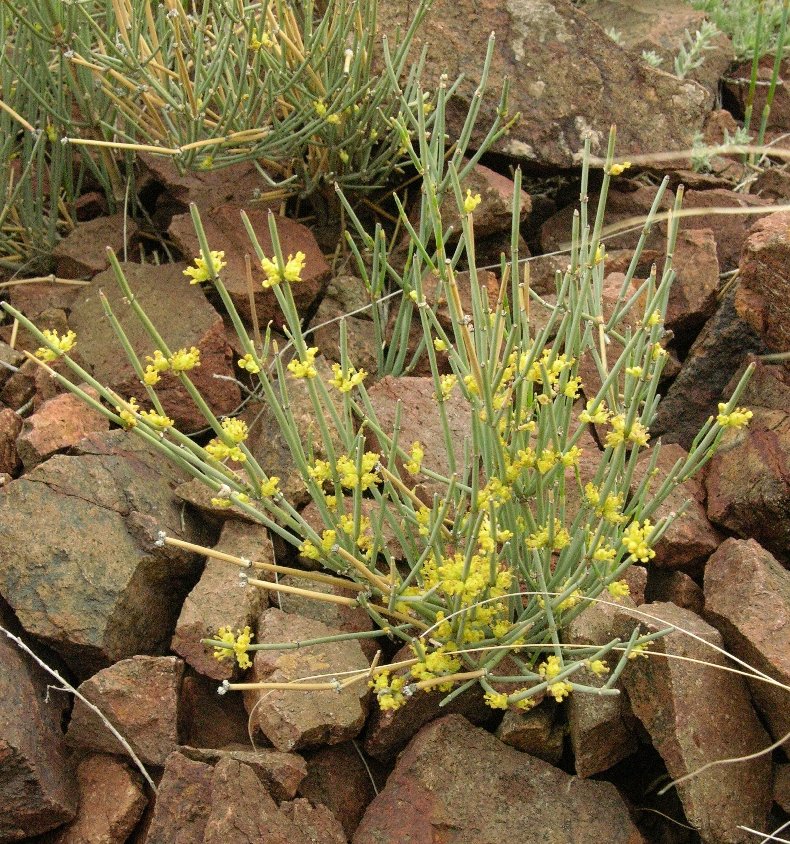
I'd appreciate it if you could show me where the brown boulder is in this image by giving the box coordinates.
[280,798,348,844]
[67,656,185,767]
[645,569,704,615]
[378,0,710,168]
[723,56,790,133]
[704,539,790,747]
[0,431,210,678]
[353,714,646,843]
[69,262,240,434]
[244,608,370,752]
[0,408,22,475]
[169,206,329,330]
[52,754,147,844]
[615,602,773,844]
[143,752,214,843]
[0,627,77,840]
[495,702,565,764]
[52,213,139,279]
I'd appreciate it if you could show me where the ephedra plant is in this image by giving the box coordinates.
[4,89,755,712]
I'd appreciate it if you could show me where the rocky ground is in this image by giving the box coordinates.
[1,1,790,843]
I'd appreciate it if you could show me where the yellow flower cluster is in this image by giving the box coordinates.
[169,346,201,372]
[605,414,650,448]
[538,655,574,702]
[213,625,254,669]
[143,350,170,385]
[716,403,753,429]
[260,476,280,497]
[584,482,628,525]
[369,670,407,711]
[404,441,424,476]
[138,409,174,430]
[183,250,226,284]
[410,645,461,692]
[115,397,139,429]
[35,329,76,362]
[287,347,318,379]
[329,362,367,392]
[607,580,630,600]
[261,251,306,288]
[238,353,261,374]
[621,519,655,562]
[579,399,610,425]
[438,373,457,400]
[484,690,509,709]
[335,452,382,491]
[463,189,482,214]
[205,417,249,463]
[526,518,570,552]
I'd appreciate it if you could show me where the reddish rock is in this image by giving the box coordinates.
[244,609,370,752]
[143,752,214,843]
[615,602,773,844]
[565,597,639,778]
[0,627,77,840]
[0,431,210,678]
[495,701,564,764]
[542,183,675,253]
[724,55,790,133]
[437,161,531,238]
[0,408,22,475]
[646,569,704,615]
[363,645,492,762]
[172,520,269,680]
[69,262,240,434]
[0,357,40,409]
[202,757,313,844]
[169,206,330,330]
[309,275,379,377]
[704,539,790,747]
[665,228,719,338]
[0,340,24,389]
[378,0,710,169]
[653,285,764,448]
[353,714,645,843]
[736,210,790,359]
[298,743,380,838]
[67,656,185,767]
[581,0,732,99]
[52,755,147,844]
[16,388,109,469]
[705,361,790,563]
[52,213,139,279]
[753,166,790,202]
[245,356,346,508]
[632,443,722,572]
[678,189,773,273]
[178,672,254,751]
[365,375,472,487]
[280,798,348,844]
[179,746,307,803]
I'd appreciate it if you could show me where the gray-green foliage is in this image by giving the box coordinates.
[674,20,720,78]
[690,0,787,60]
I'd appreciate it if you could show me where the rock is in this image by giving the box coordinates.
[66,656,184,768]
[363,645,492,762]
[565,596,639,778]
[52,214,139,279]
[705,361,790,563]
[0,430,210,678]
[437,161,531,238]
[0,408,22,475]
[353,714,646,843]
[169,206,330,330]
[664,227,719,338]
[179,746,307,803]
[653,285,764,448]
[776,763,790,813]
[0,627,77,840]
[632,443,722,572]
[16,388,109,470]
[703,539,790,748]
[179,671,254,751]
[280,798,348,844]
[309,276,379,377]
[377,0,710,169]
[52,755,147,844]
[202,757,313,844]
[172,520,269,680]
[541,182,675,253]
[614,602,773,844]
[365,375,472,486]
[495,702,564,764]
[143,752,214,843]
[646,569,704,615]
[298,743,379,838]
[0,340,24,390]
[581,0,732,99]
[244,608,370,752]
[69,262,240,434]
[723,56,790,133]
[753,166,790,202]
[244,356,346,508]
[678,189,773,273]
[735,210,790,360]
